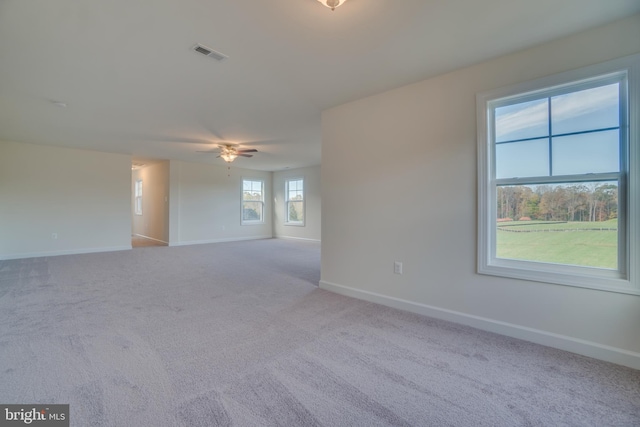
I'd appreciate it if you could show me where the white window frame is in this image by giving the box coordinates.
[241,178,265,225]
[477,54,640,295]
[285,177,305,226]
[134,179,143,216]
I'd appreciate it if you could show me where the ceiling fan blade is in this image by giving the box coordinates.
[238,154,253,158]
[237,149,258,153]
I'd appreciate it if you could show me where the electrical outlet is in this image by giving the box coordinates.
[394,261,403,275]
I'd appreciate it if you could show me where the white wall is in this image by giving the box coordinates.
[132,161,170,244]
[0,140,132,259]
[273,165,321,242]
[320,15,640,368]
[0,144,273,257]
[168,160,272,246]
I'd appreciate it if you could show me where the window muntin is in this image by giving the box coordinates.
[493,82,621,180]
[134,180,143,215]
[242,179,264,224]
[478,57,639,294]
[285,178,305,225]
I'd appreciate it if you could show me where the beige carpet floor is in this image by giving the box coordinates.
[0,238,638,426]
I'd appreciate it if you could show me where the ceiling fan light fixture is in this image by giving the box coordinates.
[220,153,237,162]
[317,0,347,11]
[220,147,238,163]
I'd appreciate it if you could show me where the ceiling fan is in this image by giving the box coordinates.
[198,144,258,163]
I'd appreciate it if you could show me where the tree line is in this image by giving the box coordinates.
[497,183,618,222]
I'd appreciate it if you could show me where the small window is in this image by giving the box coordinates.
[285,178,305,226]
[134,180,143,215]
[242,179,264,224]
[477,55,639,294]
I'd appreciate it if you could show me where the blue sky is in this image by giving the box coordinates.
[494,83,620,179]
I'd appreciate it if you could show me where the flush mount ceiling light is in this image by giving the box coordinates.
[317,0,348,11]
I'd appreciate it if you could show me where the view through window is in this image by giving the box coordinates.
[477,56,639,293]
[242,179,264,223]
[496,182,618,269]
[493,82,622,270]
[286,178,304,225]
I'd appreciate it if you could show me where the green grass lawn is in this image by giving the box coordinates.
[496,219,618,269]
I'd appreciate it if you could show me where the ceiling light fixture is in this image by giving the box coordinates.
[317,0,348,11]
[219,146,238,163]
[214,145,258,163]
[197,144,257,163]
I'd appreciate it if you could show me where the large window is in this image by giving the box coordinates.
[285,178,305,225]
[477,55,639,294]
[242,179,264,224]
[134,179,143,215]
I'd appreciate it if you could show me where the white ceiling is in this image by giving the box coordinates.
[1,0,639,171]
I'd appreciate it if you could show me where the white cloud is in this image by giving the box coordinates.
[495,83,618,141]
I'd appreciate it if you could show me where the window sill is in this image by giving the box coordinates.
[479,260,639,295]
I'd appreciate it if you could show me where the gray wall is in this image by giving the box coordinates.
[0,145,275,257]
[0,140,132,258]
[320,15,640,368]
[168,160,273,246]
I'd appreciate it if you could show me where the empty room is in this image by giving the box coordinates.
[1,1,639,426]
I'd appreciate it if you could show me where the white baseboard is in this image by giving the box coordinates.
[275,236,321,243]
[170,235,273,247]
[133,234,168,245]
[319,280,640,370]
[0,245,132,260]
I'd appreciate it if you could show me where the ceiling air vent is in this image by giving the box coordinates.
[193,44,228,61]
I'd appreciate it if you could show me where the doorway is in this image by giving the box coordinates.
[131,160,170,247]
